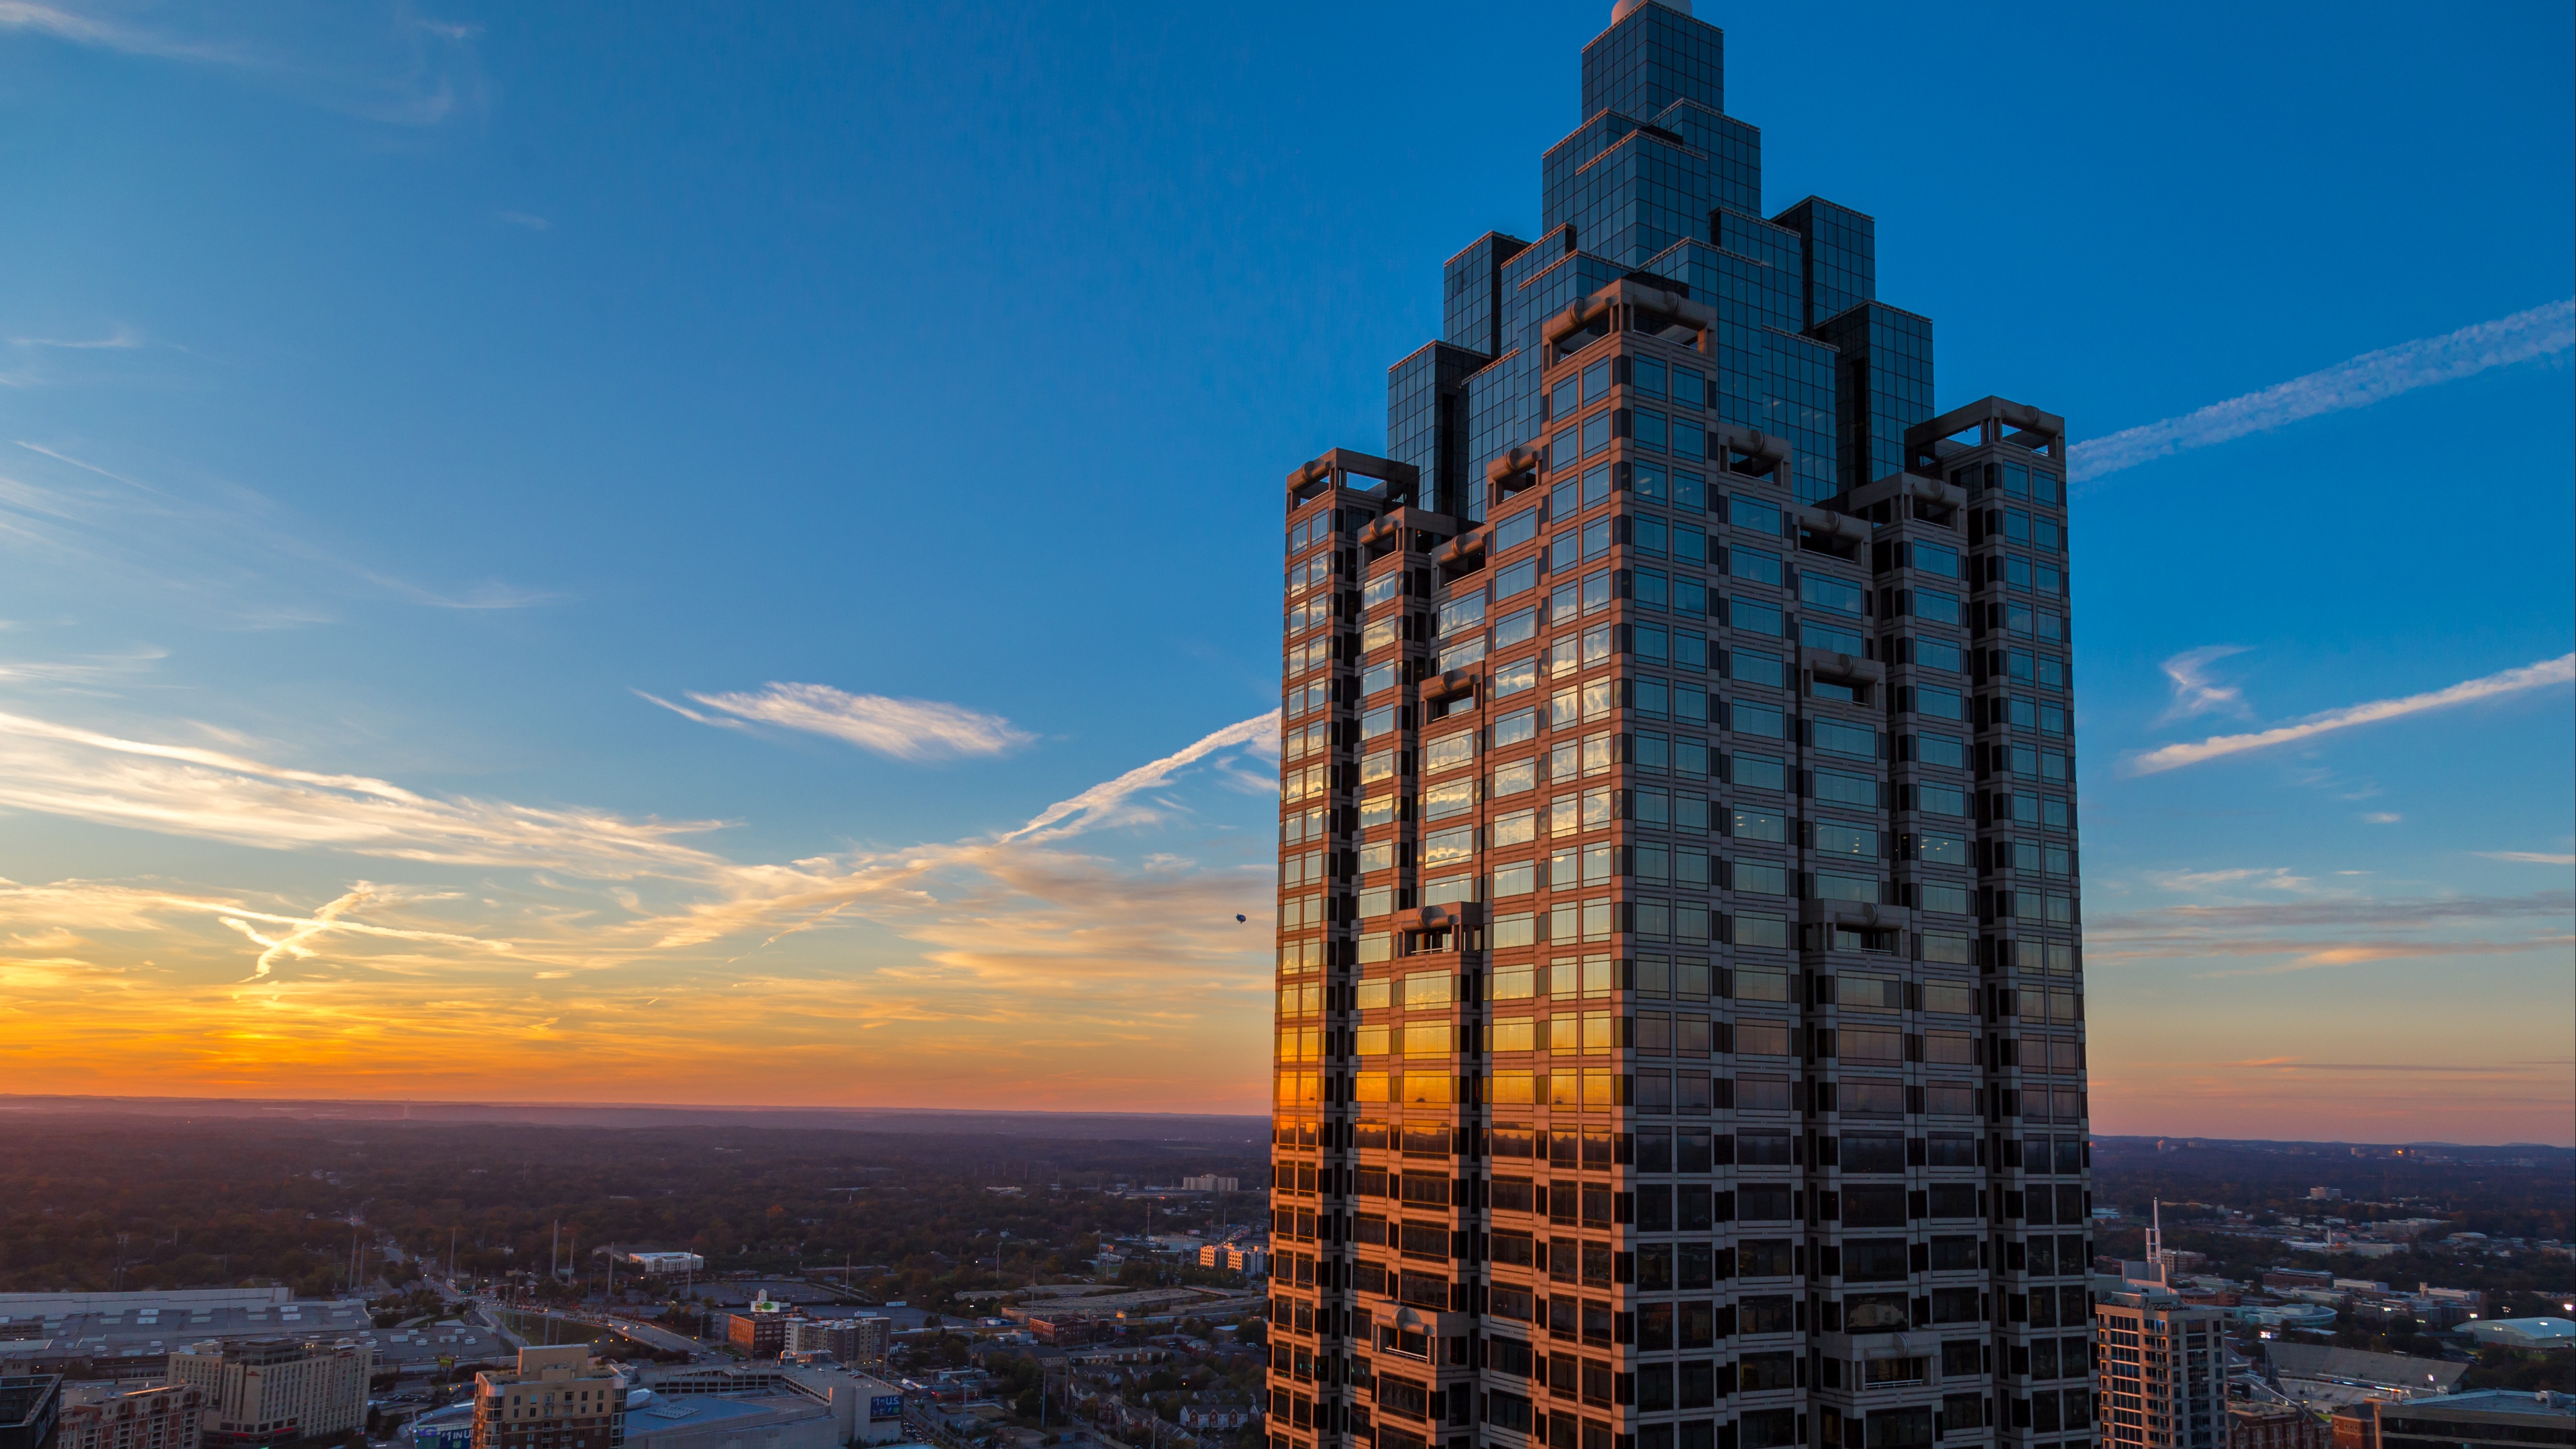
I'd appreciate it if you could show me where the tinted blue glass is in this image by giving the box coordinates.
[1727,495,1781,537]
[1583,466,1613,508]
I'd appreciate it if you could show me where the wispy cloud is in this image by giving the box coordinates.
[0,706,735,875]
[2479,851,2576,866]
[1004,711,1278,843]
[213,882,511,981]
[2188,936,2575,979]
[2359,812,2402,825]
[2156,644,2252,724]
[652,682,1036,763]
[0,1,250,64]
[2091,891,2573,935]
[2129,653,2575,775]
[0,703,1287,1105]
[2208,1058,2565,1078]
[3,440,558,619]
[0,702,1280,975]
[10,324,142,351]
[497,211,551,231]
[2141,866,2313,894]
[0,0,488,127]
[2087,889,2576,982]
[2070,299,2576,484]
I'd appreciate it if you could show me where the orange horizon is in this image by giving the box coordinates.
[2,1085,2568,1148]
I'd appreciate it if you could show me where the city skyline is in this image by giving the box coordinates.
[0,0,2569,1144]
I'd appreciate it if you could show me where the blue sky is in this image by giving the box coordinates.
[0,0,2568,1137]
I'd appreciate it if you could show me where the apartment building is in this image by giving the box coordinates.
[1269,7,2087,1449]
[2093,1289,2223,1449]
[53,1383,206,1449]
[1204,1243,1275,1276]
[782,1317,888,1366]
[168,1338,374,1449]
[472,1345,623,1449]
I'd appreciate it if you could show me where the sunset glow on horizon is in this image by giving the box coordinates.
[0,1,2567,1143]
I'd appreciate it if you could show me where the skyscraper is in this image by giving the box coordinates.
[1271,11,2090,1449]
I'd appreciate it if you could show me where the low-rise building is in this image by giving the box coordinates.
[2241,1303,2341,1333]
[0,1376,60,1449]
[409,1403,475,1449]
[1024,1317,1104,1348]
[2231,1405,2328,1449]
[2266,1344,2466,1401]
[54,1381,205,1449]
[782,1320,885,1366]
[728,1295,799,1358]
[1177,1177,1239,1193]
[777,1366,908,1446]
[168,1338,374,1449]
[623,1254,706,1277]
[1193,1243,1267,1276]
[2376,1392,2576,1449]
[2463,1319,2576,1352]
[623,1396,834,1449]
[0,1292,380,1376]
[471,1345,623,1449]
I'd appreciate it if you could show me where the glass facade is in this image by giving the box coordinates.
[1284,13,2088,1449]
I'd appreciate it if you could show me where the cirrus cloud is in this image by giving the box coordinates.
[0,706,1287,1106]
[2128,653,2575,775]
[640,682,1035,762]
[2070,299,2575,484]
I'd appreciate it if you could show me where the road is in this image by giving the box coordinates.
[486,1305,716,1362]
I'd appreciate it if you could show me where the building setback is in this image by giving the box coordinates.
[168,1338,374,1449]
[1269,9,2089,1449]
